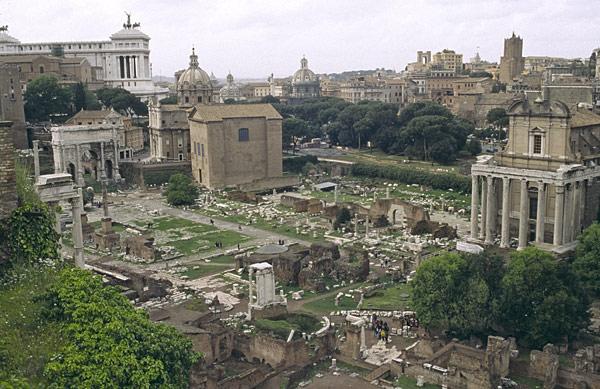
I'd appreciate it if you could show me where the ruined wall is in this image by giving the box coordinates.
[0,121,17,220]
[529,344,559,388]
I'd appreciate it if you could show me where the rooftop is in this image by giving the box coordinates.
[190,103,282,122]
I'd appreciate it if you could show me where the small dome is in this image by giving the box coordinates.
[177,48,211,89]
[220,72,241,100]
[292,56,317,84]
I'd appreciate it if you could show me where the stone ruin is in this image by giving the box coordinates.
[238,242,369,292]
[575,345,600,375]
[123,234,162,262]
[94,217,120,251]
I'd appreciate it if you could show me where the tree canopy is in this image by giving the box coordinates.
[96,87,148,116]
[24,75,72,122]
[572,223,600,298]
[486,108,509,128]
[412,248,589,347]
[165,173,199,206]
[274,98,473,164]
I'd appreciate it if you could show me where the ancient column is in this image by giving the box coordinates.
[518,179,529,250]
[470,175,479,240]
[33,140,40,179]
[100,141,106,179]
[572,182,582,241]
[479,177,487,240]
[247,267,254,320]
[365,217,369,237]
[60,145,67,173]
[485,176,495,245]
[71,188,84,268]
[112,137,121,180]
[535,182,546,244]
[334,185,339,204]
[553,184,565,246]
[75,144,85,187]
[500,177,511,248]
[562,184,574,244]
[386,187,390,199]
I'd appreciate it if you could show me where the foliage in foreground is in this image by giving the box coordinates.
[165,173,199,206]
[0,267,200,387]
[412,247,590,348]
[572,223,600,298]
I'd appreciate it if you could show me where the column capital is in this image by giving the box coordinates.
[555,185,565,194]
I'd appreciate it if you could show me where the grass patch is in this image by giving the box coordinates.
[153,216,198,231]
[395,375,441,389]
[302,294,357,315]
[182,297,208,312]
[255,313,320,340]
[510,375,543,388]
[208,255,235,265]
[362,283,412,311]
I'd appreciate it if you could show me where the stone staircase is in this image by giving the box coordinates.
[365,364,391,382]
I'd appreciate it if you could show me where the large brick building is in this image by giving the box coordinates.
[189,104,283,189]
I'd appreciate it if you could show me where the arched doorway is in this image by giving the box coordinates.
[105,160,113,179]
[67,163,76,181]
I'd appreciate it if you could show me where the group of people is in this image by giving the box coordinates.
[371,314,390,342]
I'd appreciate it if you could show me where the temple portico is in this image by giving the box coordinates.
[470,161,599,251]
[469,97,600,253]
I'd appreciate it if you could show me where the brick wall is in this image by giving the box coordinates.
[0,121,17,219]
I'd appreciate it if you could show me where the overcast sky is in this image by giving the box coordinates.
[2,0,599,79]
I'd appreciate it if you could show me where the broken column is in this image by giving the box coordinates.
[71,188,84,268]
[33,140,40,180]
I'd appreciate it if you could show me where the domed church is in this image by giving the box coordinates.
[176,48,213,106]
[290,56,320,99]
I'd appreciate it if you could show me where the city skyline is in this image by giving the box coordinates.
[2,0,599,79]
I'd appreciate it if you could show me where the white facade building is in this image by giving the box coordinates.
[0,16,167,100]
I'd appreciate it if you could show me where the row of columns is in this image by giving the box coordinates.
[470,175,586,249]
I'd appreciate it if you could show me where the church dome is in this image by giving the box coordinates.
[177,48,212,89]
[292,56,317,84]
[219,72,241,101]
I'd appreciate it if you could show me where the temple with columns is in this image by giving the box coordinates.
[470,97,600,253]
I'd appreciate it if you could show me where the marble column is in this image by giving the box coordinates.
[100,141,106,179]
[518,179,529,250]
[33,140,40,179]
[500,177,511,248]
[562,184,574,244]
[480,177,487,240]
[60,145,67,173]
[485,176,495,245]
[553,185,565,246]
[112,137,121,180]
[535,182,546,244]
[71,188,84,268]
[75,144,85,187]
[470,175,479,240]
[571,182,581,241]
[247,267,254,319]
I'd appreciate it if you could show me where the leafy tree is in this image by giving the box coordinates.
[96,87,148,116]
[572,223,600,297]
[412,252,500,337]
[283,117,312,152]
[72,82,87,112]
[466,138,482,156]
[41,267,200,387]
[334,207,351,230]
[164,173,198,206]
[159,95,177,104]
[486,108,509,128]
[499,247,589,348]
[260,95,280,104]
[24,75,72,122]
[398,101,452,127]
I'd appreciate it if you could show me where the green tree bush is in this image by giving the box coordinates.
[24,76,72,122]
[164,173,198,206]
[499,247,589,348]
[572,223,600,298]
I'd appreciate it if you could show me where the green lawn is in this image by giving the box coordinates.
[302,294,357,315]
[152,216,199,231]
[362,283,412,311]
[89,220,126,233]
[510,375,543,388]
[395,375,441,389]
[208,255,235,264]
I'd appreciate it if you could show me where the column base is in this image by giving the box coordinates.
[516,245,527,251]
